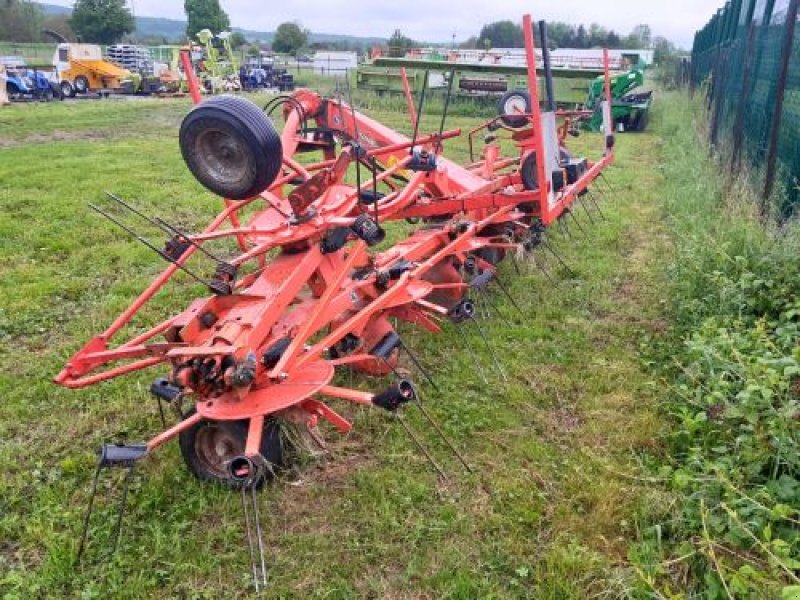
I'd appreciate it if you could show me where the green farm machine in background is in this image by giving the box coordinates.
[585,69,653,132]
[357,53,653,132]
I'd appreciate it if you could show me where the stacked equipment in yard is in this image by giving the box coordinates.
[106,45,154,76]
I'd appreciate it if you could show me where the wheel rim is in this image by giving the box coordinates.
[194,127,254,190]
[503,95,527,117]
[194,423,243,478]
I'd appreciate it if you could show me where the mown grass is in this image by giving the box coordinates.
[1,91,669,598]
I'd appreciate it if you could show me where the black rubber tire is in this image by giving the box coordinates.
[49,81,65,101]
[60,80,75,98]
[179,95,283,200]
[520,152,538,191]
[73,75,89,94]
[179,409,284,489]
[40,87,54,102]
[498,89,531,129]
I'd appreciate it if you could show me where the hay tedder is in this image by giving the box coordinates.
[56,14,618,588]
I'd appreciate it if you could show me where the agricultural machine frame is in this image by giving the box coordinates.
[57,14,617,589]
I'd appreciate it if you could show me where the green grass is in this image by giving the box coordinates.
[1,92,671,598]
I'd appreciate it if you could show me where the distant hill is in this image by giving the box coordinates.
[36,2,386,46]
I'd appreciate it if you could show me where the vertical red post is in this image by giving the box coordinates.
[400,67,418,130]
[522,14,551,223]
[180,48,202,105]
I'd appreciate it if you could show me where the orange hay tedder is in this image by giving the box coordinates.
[57,14,617,588]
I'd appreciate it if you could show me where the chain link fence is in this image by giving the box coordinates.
[692,0,800,216]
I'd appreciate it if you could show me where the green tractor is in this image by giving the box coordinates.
[585,69,653,132]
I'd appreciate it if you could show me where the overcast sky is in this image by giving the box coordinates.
[48,0,724,49]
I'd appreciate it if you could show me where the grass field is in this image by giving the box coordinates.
[1,91,676,598]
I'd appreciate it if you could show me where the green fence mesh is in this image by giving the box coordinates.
[692,0,800,214]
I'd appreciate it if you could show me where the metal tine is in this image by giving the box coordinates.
[89,204,213,290]
[156,398,167,428]
[396,413,448,480]
[250,484,268,590]
[566,208,589,238]
[109,465,135,557]
[594,181,613,204]
[509,249,522,275]
[542,239,577,278]
[467,315,508,383]
[479,286,513,327]
[492,277,525,318]
[240,484,260,593]
[578,197,596,225]
[586,190,607,220]
[76,462,104,564]
[380,358,472,475]
[398,338,441,393]
[534,256,556,284]
[409,383,473,474]
[524,242,556,284]
[556,218,573,239]
[105,192,227,264]
[599,172,616,195]
[452,323,490,385]
[474,288,492,319]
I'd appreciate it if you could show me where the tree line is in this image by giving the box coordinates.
[389,20,679,63]
[0,2,677,64]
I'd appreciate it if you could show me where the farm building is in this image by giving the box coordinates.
[312,51,358,76]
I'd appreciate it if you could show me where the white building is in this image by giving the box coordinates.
[312,51,358,76]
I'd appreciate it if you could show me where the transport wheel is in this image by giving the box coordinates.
[179,410,284,489]
[520,152,538,191]
[60,80,75,98]
[498,89,531,129]
[179,95,283,200]
[74,75,89,94]
[41,87,54,102]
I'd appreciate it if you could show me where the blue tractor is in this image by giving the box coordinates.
[2,57,62,101]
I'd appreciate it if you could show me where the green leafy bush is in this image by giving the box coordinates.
[634,93,800,597]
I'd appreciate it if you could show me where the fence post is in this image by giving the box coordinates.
[763,0,800,205]
[731,23,758,174]
[710,48,729,150]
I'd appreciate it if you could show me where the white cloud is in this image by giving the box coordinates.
[47,0,724,48]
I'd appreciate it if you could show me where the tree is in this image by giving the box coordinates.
[272,21,309,54]
[0,0,43,42]
[459,36,479,49]
[625,24,653,49]
[184,0,229,38]
[229,31,246,49]
[547,22,576,49]
[387,28,415,57]
[477,20,523,48]
[653,36,677,64]
[575,24,588,48]
[70,0,134,44]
